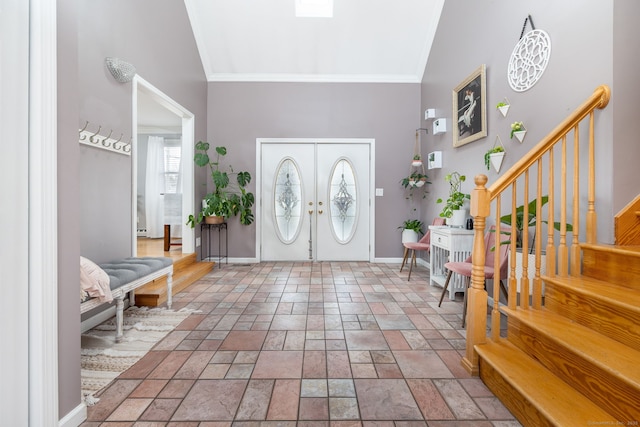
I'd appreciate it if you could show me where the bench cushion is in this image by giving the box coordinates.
[99,257,173,290]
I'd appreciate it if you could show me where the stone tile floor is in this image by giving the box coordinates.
[82,261,521,426]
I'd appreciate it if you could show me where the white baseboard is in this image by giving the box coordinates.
[59,402,86,427]
[373,257,429,267]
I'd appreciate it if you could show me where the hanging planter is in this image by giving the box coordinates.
[484,135,506,173]
[510,121,527,143]
[411,155,423,167]
[496,98,510,117]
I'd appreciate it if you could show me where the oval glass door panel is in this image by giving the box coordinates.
[329,158,358,243]
[273,158,303,244]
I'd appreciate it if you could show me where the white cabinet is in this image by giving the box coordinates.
[429,226,474,300]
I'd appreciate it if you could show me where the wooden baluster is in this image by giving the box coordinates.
[521,170,530,309]
[463,174,489,376]
[491,197,502,341]
[571,125,581,276]
[559,136,569,277]
[546,150,556,277]
[587,111,597,244]
[533,159,543,309]
[508,183,518,311]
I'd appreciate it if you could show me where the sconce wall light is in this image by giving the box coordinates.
[105,57,136,83]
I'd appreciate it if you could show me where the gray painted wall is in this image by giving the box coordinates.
[207,82,422,258]
[58,0,81,417]
[77,0,207,263]
[421,0,622,243]
[612,0,640,216]
[59,0,207,419]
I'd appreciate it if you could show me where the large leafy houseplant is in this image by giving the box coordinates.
[499,195,573,253]
[187,141,255,227]
[436,172,470,218]
[398,219,424,235]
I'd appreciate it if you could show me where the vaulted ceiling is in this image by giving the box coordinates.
[184,0,444,83]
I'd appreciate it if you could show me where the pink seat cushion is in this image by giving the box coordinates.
[404,242,430,251]
[444,261,497,279]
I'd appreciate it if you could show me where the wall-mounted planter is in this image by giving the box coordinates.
[496,98,510,117]
[490,152,506,172]
[513,130,527,143]
[427,151,442,169]
[433,118,447,135]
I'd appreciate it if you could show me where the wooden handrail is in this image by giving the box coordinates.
[462,85,611,375]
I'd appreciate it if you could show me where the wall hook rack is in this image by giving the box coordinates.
[79,121,131,155]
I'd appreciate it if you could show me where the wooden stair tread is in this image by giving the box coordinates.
[581,243,640,256]
[503,307,640,388]
[543,274,640,308]
[476,339,613,425]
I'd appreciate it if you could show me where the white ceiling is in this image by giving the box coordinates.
[184,0,444,83]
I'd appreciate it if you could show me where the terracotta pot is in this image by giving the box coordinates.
[204,215,224,224]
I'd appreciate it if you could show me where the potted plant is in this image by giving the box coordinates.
[427,151,442,169]
[411,154,423,167]
[510,121,527,143]
[499,196,573,289]
[484,146,505,172]
[187,141,255,227]
[401,171,429,191]
[436,172,470,227]
[398,219,424,243]
[496,99,510,117]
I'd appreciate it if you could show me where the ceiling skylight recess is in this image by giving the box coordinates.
[295,0,333,17]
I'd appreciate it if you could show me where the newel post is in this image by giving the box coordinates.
[462,174,490,375]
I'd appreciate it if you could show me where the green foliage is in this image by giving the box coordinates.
[400,171,430,201]
[187,141,255,227]
[510,121,524,139]
[496,102,508,108]
[398,219,424,235]
[499,195,573,252]
[436,172,470,218]
[484,146,505,170]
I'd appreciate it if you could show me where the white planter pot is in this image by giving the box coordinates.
[498,105,510,117]
[513,130,527,143]
[401,229,419,244]
[448,209,467,228]
[490,152,506,172]
[508,251,547,295]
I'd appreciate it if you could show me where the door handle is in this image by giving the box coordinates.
[318,210,323,215]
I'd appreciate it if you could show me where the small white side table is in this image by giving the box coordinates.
[429,226,475,300]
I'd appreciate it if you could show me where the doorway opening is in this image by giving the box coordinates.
[132,76,195,256]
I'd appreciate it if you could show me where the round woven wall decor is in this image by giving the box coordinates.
[507,29,551,92]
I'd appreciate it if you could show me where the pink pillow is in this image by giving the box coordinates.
[80,256,113,303]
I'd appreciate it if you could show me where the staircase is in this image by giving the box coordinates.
[462,86,640,425]
[476,243,640,425]
[135,253,214,307]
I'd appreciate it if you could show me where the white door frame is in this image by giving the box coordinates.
[132,76,195,255]
[256,138,376,262]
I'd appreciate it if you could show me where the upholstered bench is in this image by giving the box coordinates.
[80,257,173,342]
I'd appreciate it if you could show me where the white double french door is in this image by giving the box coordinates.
[261,141,371,261]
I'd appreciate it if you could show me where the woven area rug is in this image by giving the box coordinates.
[81,306,196,405]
